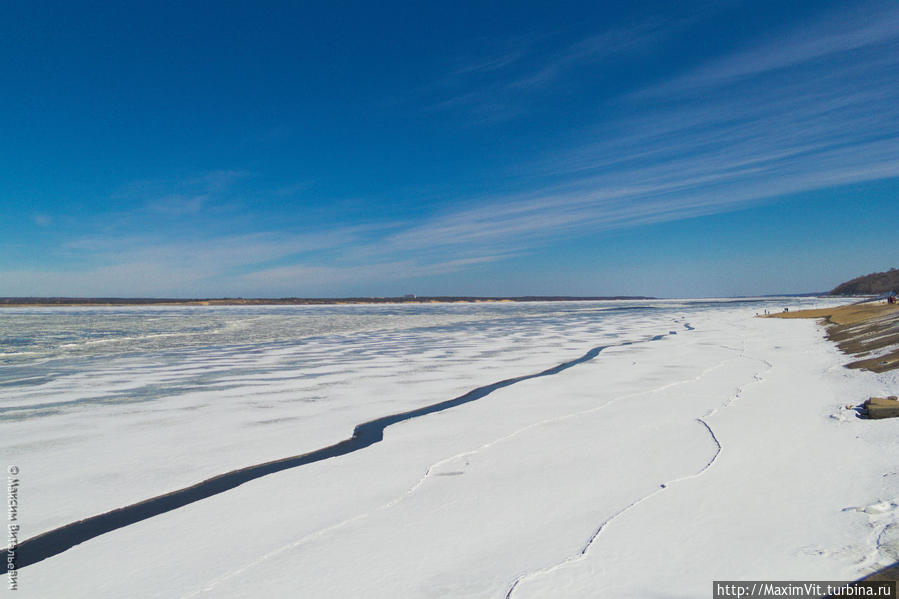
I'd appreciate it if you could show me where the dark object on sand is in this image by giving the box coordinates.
[863,396,899,419]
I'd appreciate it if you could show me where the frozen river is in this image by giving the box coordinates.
[2,298,897,597]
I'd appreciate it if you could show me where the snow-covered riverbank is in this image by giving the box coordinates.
[3,299,896,597]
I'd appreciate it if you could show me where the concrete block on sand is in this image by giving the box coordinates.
[864,397,899,419]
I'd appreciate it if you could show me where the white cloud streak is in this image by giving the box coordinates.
[113,170,249,215]
[381,3,899,257]
[419,16,688,123]
[641,1,899,95]
[12,3,899,297]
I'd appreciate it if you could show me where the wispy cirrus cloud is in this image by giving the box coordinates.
[13,4,899,298]
[640,1,899,96]
[502,18,673,92]
[6,223,514,297]
[9,224,400,297]
[113,170,249,215]
[380,2,899,258]
[417,14,695,123]
[62,222,396,272]
[236,253,515,296]
[32,214,52,227]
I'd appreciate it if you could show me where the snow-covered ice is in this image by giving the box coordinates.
[2,299,897,597]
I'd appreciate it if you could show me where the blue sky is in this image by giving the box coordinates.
[2,0,898,298]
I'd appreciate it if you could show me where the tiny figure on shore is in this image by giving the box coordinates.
[888,292,897,305]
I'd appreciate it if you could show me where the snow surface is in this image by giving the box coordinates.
[3,299,898,598]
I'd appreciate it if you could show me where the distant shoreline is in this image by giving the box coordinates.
[0,295,655,307]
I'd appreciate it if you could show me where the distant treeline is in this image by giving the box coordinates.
[0,296,654,306]
[831,268,899,295]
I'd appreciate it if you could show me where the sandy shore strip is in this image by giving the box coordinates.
[767,301,899,372]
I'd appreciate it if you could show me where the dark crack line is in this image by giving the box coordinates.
[505,415,722,598]
[1,329,685,573]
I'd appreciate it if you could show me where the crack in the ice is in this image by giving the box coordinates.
[717,338,772,410]
[3,326,690,574]
[186,330,736,597]
[503,341,774,599]
[504,416,723,599]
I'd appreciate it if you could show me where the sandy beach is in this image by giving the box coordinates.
[768,301,899,372]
